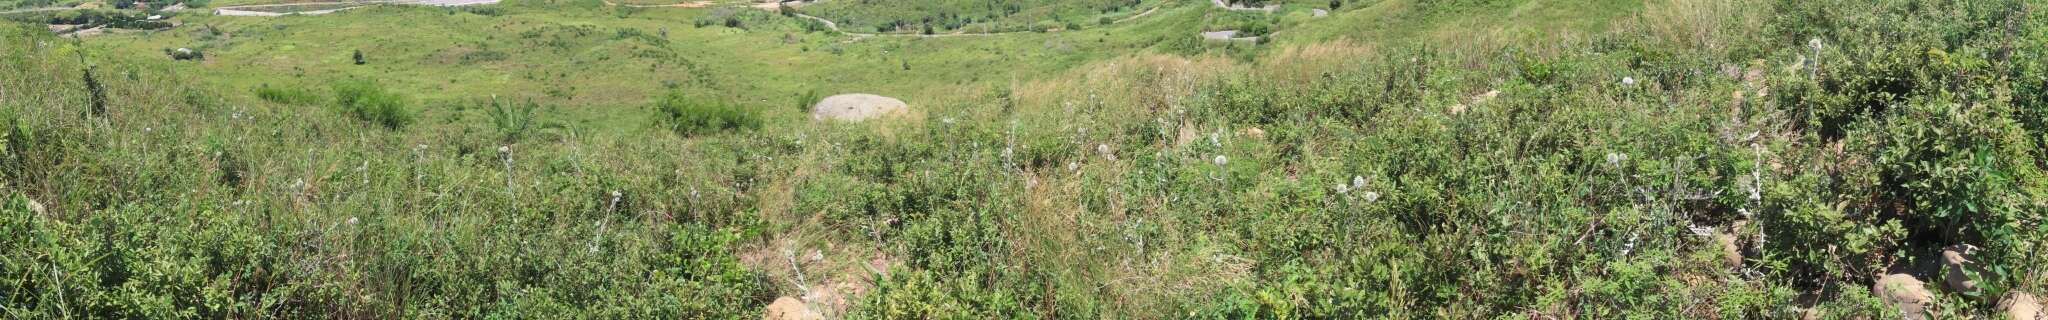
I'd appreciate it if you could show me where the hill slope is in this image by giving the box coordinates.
[1,0,2045,318]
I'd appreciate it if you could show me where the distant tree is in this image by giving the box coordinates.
[922,24,934,35]
[1330,0,1343,9]
[353,49,366,65]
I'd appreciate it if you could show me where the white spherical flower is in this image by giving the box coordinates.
[1213,155,1228,167]
[1096,144,1111,155]
[1335,183,1350,194]
[1621,77,1637,86]
[1362,191,1381,203]
[1351,175,1365,189]
[498,146,511,154]
[346,216,359,225]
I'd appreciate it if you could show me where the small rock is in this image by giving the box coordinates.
[1942,245,1980,293]
[25,198,45,216]
[1874,274,1934,320]
[1474,90,1500,102]
[1242,127,1265,139]
[1449,90,1500,116]
[763,297,822,320]
[1799,307,1824,320]
[1714,233,1742,267]
[2000,292,2041,320]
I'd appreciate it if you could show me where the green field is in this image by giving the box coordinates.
[3,0,2047,318]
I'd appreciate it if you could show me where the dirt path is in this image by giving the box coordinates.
[1112,6,1159,24]
[1209,0,1275,12]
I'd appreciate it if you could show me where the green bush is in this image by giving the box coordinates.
[487,97,540,142]
[653,91,760,137]
[1759,0,2047,291]
[331,79,413,129]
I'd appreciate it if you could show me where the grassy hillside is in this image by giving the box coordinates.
[3,0,2046,318]
[793,0,1155,34]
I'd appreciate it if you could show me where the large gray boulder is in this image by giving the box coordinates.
[811,94,907,122]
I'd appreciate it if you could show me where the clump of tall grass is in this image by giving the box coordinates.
[330,79,412,129]
[252,83,323,105]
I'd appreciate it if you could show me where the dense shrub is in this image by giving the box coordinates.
[653,91,759,137]
[1760,0,2047,292]
[162,47,203,61]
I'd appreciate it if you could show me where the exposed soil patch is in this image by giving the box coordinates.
[1200,30,1258,41]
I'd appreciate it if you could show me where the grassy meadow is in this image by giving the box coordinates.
[3,0,2047,318]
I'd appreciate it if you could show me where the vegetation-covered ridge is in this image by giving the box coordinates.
[0,0,2045,319]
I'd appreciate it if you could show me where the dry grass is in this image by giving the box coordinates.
[1635,0,1769,54]
[1258,40,1380,82]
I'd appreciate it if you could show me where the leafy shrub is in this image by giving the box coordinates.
[1759,0,2046,292]
[162,47,203,61]
[331,79,413,129]
[653,91,759,137]
[487,97,540,142]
